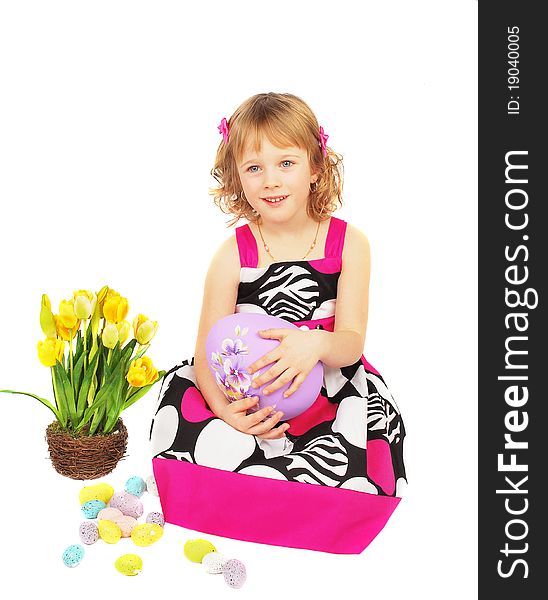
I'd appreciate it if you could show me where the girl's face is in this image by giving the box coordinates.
[237,134,318,225]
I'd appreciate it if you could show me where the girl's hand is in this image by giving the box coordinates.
[247,328,322,398]
[218,396,288,437]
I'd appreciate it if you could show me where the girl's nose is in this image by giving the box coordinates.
[263,167,281,187]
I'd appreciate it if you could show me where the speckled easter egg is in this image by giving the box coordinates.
[79,521,99,545]
[146,475,158,496]
[114,515,137,538]
[223,559,247,589]
[109,491,144,519]
[81,499,106,519]
[131,523,163,547]
[79,483,114,505]
[184,539,217,563]
[125,476,146,497]
[115,554,143,576]
[202,551,226,574]
[98,519,122,544]
[62,544,84,568]
[145,511,165,527]
[97,507,124,521]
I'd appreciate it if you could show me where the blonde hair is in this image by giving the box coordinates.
[209,92,344,226]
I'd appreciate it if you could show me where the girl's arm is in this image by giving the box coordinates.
[194,234,286,435]
[194,234,241,416]
[314,222,370,367]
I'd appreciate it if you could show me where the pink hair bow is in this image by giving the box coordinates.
[319,126,329,157]
[218,117,229,143]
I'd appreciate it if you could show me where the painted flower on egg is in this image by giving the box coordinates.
[221,337,248,357]
[210,325,254,403]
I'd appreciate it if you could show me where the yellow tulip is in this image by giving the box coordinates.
[102,322,119,349]
[73,290,95,320]
[54,314,81,341]
[59,299,79,330]
[103,292,129,324]
[133,314,158,345]
[39,294,57,338]
[37,337,65,367]
[96,285,109,319]
[126,356,159,388]
[117,320,131,345]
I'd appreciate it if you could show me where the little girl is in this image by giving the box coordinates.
[150,92,406,554]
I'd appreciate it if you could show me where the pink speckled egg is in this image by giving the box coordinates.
[146,511,165,527]
[223,559,247,589]
[109,491,144,519]
[115,515,138,538]
[97,507,124,521]
[79,521,99,545]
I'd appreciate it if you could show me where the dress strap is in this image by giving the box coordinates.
[324,216,348,259]
[235,224,259,268]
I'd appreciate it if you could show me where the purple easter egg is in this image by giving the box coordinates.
[205,313,323,420]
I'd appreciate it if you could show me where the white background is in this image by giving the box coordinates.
[0,1,477,598]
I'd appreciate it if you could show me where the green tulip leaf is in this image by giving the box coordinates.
[72,352,86,401]
[75,352,127,433]
[74,329,84,364]
[51,363,68,426]
[0,389,60,421]
[54,362,77,427]
[76,350,99,418]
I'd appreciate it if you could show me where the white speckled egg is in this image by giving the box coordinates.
[145,511,165,527]
[223,559,247,588]
[97,507,124,521]
[146,474,158,496]
[125,476,146,497]
[62,544,84,568]
[79,521,99,545]
[114,515,137,538]
[109,491,144,519]
[202,552,226,574]
[81,499,106,519]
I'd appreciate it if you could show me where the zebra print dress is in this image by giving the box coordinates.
[149,216,407,553]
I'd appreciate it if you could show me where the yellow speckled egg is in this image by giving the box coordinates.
[98,519,122,544]
[131,523,163,547]
[79,482,114,505]
[184,539,217,563]
[115,554,143,576]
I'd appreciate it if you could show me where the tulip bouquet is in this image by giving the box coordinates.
[1,286,166,436]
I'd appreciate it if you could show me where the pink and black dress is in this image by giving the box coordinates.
[150,216,406,554]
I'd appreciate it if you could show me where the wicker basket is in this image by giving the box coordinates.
[45,418,128,480]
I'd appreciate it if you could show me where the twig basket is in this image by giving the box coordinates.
[45,418,128,480]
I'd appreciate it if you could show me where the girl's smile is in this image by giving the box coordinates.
[261,194,289,206]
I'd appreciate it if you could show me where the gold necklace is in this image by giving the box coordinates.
[257,219,321,262]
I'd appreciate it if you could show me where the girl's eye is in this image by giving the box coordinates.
[247,165,259,173]
[281,160,294,167]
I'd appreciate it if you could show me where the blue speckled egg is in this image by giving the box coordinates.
[223,559,247,588]
[145,511,165,527]
[125,476,146,497]
[79,521,99,545]
[62,544,84,568]
[81,499,106,519]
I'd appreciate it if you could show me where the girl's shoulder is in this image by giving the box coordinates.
[206,232,241,284]
[341,221,371,266]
